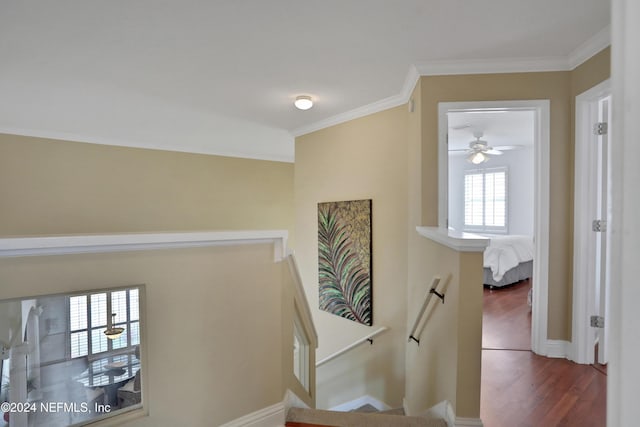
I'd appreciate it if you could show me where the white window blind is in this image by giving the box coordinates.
[464,168,508,232]
[68,288,141,358]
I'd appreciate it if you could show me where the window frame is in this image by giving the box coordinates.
[67,287,141,360]
[463,166,509,234]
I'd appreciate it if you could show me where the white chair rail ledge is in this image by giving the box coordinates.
[0,230,289,261]
[416,226,489,252]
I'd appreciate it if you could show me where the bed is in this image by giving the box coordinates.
[482,234,534,288]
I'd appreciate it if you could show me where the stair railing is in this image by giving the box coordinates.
[408,276,444,345]
[316,326,389,367]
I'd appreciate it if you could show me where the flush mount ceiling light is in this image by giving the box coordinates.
[294,95,313,110]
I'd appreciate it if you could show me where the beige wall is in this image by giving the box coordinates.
[0,243,298,426]
[418,49,610,340]
[404,239,483,418]
[294,105,409,408]
[406,80,483,417]
[0,134,294,238]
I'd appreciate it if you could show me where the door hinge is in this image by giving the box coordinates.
[592,219,607,232]
[591,315,605,328]
[594,122,608,136]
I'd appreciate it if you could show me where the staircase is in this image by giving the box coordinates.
[285,407,448,427]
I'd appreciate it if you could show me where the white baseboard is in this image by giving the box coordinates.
[329,394,392,412]
[403,399,481,427]
[455,417,484,427]
[218,400,285,427]
[545,339,571,359]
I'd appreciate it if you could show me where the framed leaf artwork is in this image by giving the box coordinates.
[318,199,372,326]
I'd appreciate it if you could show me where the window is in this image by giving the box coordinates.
[464,167,508,233]
[69,288,140,358]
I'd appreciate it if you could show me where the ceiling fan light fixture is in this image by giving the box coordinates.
[294,95,313,110]
[468,151,489,164]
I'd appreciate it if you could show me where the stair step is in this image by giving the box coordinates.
[286,407,447,427]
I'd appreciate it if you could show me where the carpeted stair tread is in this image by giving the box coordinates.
[286,407,447,427]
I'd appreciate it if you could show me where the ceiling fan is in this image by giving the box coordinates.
[449,131,521,164]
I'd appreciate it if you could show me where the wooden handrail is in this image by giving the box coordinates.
[316,326,389,367]
[408,276,442,344]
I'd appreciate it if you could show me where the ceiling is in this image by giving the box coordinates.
[0,1,610,162]
[448,110,535,152]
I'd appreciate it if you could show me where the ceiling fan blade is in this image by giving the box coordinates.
[448,148,469,152]
[486,149,503,155]
[493,145,524,151]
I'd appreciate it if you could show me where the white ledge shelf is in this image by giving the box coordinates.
[416,226,489,252]
[0,230,288,261]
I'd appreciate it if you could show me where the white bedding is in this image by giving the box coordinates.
[482,234,534,282]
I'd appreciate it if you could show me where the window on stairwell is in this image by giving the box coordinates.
[464,167,508,233]
[69,287,140,358]
[1,285,145,426]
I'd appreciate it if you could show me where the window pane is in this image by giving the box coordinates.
[112,291,128,322]
[70,331,88,358]
[465,173,484,226]
[111,323,128,350]
[130,289,139,321]
[91,328,108,354]
[69,295,87,331]
[91,293,107,327]
[130,321,140,346]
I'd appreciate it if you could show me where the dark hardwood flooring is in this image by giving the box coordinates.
[481,279,607,427]
[483,280,532,350]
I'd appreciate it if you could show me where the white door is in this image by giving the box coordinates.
[572,81,612,365]
[593,94,611,364]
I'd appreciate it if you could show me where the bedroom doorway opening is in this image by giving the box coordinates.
[438,100,550,355]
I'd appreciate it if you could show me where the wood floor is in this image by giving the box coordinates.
[481,280,607,427]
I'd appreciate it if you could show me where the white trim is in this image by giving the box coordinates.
[416,56,570,76]
[571,79,611,364]
[437,100,550,356]
[544,340,571,359]
[0,126,294,164]
[455,417,484,427]
[286,252,319,345]
[293,30,609,138]
[290,65,420,137]
[283,389,310,412]
[329,395,392,412]
[0,230,288,262]
[415,226,489,253]
[567,26,611,70]
[218,401,285,427]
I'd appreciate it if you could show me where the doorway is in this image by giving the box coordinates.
[438,100,550,355]
[572,79,612,366]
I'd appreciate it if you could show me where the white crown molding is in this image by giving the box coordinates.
[293,28,610,138]
[0,126,295,164]
[568,25,611,70]
[415,56,571,76]
[290,65,420,137]
[0,230,288,262]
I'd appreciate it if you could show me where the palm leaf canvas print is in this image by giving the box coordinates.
[318,199,372,325]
